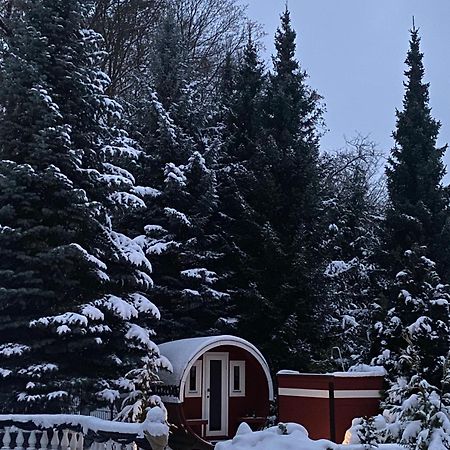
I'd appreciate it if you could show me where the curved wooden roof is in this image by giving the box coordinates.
[158,335,273,402]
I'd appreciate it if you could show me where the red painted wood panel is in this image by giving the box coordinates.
[278,395,331,440]
[277,373,384,443]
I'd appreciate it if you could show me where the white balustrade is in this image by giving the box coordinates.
[1,421,142,450]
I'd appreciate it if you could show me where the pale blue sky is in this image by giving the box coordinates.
[244,0,450,167]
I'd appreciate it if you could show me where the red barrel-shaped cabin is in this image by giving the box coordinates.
[157,335,273,449]
[277,370,384,443]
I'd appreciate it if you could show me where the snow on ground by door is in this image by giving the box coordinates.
[215,422,403,450]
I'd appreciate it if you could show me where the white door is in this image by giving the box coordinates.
[203,352,229,437]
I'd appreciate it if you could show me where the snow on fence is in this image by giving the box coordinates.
[0,410,169,450]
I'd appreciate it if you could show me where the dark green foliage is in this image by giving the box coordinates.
[216,10,327,372]
[385,28,450,280]
[0,0,160,413]
[375,248,450,387]
[118,13,230,344]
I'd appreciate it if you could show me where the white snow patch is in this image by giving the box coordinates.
[181,268,218,284]
[0,343,30,357]
[102,295,138,320]
[217,423,403,450]
[0,410,168,437]
[133,186,161,198]
[125,324,159,353]
[129,293,160,319]
[81,305,105,321]
[0,368,12,378]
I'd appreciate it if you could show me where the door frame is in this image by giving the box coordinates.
[202,352,229,437]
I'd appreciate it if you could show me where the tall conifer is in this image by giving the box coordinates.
[0,0,163,413]
[385,28,450,279]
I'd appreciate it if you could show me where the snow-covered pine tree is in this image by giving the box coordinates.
[0,0,165,413]
[384,27,450,280]
[370,247,450,448]
[376,249,450,389]
[355,26,450,447]
[119,12,229,343]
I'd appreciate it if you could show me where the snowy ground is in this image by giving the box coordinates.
[215,423,403,450]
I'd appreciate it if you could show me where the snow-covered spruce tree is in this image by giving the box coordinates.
[119,12,229,343]
[215,33,273,337]
[384,27,450,281]
[376,249,450,390]
[358,27,450,447]
[372,248,450,448]
[0,0,165,413]
[255,7,326,371]
[322,137,385,369]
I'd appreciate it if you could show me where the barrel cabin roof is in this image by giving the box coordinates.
[158,335,274,402]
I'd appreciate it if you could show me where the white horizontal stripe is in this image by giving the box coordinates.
[278,388,381,399]
[278,388,329,398]
[334,390,381,399]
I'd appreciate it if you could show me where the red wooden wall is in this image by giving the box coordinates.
[277,372,384,443]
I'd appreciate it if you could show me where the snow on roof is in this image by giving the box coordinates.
[277,364,385,378]
[158,335,273,401]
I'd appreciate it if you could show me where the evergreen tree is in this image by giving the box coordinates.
[215,33,269,335]
[385,27,450,280]
[120,13,229,343]
[218,9,325,371]
[375,249,450,388]
[256,8,326,370]
[374,24,450,413]
[370,247,450,448]
[0,0,164,413]
[357,27,450,447]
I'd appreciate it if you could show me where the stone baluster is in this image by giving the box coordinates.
[40,431,49,450]
[2,428,11,450]
[76,434,83,450]
[27,431,36,450]
[50,430,59,450]
[60,431,69,450]
[14,430,25,450]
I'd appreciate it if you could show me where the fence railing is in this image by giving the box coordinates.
[0,410,169,450]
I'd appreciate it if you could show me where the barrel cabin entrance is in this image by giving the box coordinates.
[157,335,273,449]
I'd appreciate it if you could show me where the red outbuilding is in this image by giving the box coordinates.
[277,370,385,443]
[157,335,274,449]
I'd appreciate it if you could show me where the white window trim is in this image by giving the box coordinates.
[229,361,245,397]
[185,360,202,397]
